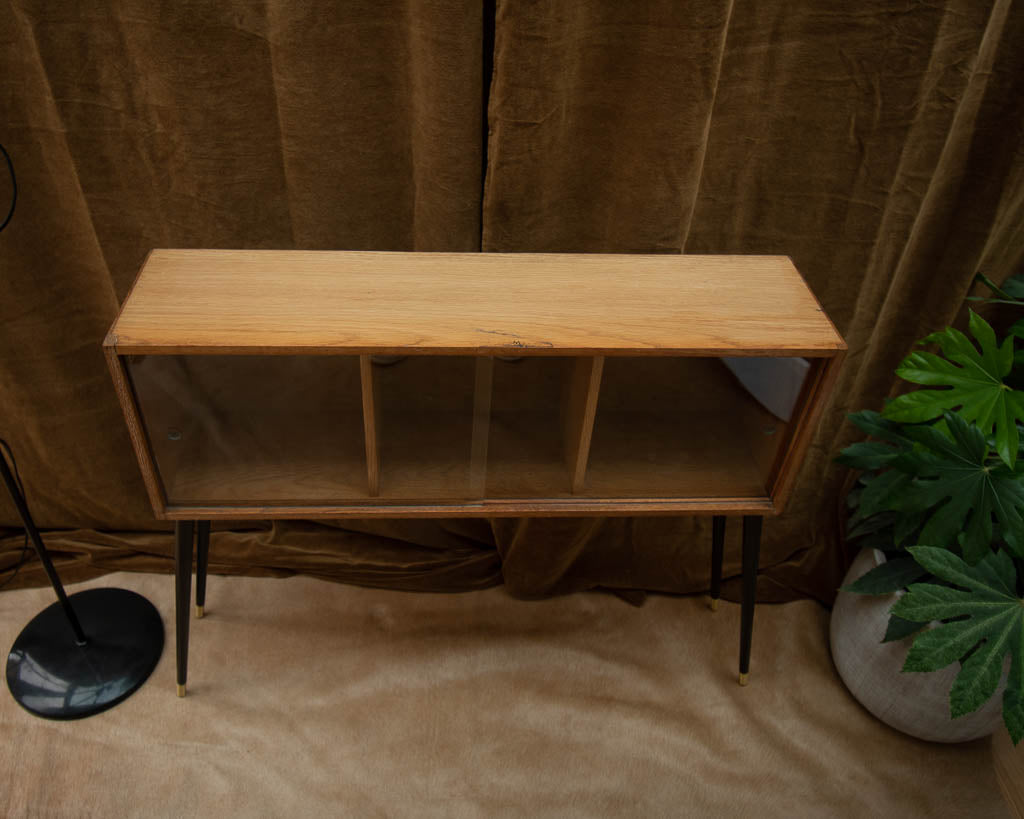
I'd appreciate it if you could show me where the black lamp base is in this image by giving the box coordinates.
[6,587,164,720]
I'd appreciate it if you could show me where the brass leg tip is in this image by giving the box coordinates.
[738,672,749,687]
[176,684,186,698]
[709,597,719,612]
[196,605,204,619]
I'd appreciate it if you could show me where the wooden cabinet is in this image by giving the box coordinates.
[106,250,844,518]
[105,250,845,695]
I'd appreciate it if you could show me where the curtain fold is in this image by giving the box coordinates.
[2,0,1023,602]
[0,0,495,590]
[483,0,1024,601]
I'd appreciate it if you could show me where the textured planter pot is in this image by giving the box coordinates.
[830,547,1005,743]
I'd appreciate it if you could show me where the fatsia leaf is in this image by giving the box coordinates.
[892,547,1024,742]
[969,272,1024,305]
[846,511,899,540]
[892,509,925,547]
[972,272,1015,301]
[909,544,1017,596]
[843,557,928,595]
[893,414,1024,562]
[857,531,901,554]
[859,470,913,519]
[1004,607,1024,744]
[1000,273,1024,301]
[882,312,1024,468]
[835,441,902,471]
[883,614,926,643]
[1006,687,1024,746]
[846,410,916,447]
[951,629,1012,719]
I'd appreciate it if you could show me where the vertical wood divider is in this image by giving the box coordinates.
[564,356,604,494]
[470,356,494,497]
[359,355,380,496]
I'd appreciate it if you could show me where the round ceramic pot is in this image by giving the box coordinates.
[830,547,1005,743]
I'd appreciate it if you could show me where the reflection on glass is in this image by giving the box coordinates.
[581,357,809,499]
[125,353,810,508]
[372,356,477,500]
[486,357,575,498]
[129,356,367,505]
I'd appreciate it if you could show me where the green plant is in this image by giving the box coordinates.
[894,547,1024,742]
[838,273,1024,745]
[882,312,1024,468]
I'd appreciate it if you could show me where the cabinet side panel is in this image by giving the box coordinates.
[104,347,168,518]
[360,355,380,497]
[767,352,845,513]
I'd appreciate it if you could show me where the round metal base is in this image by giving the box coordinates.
[6,587,164,720]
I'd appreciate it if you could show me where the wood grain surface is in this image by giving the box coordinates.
[106,252,845,518]
[106,250,845,356]
[160,497,778,520]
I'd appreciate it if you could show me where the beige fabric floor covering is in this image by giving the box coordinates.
[0,572,1018,817]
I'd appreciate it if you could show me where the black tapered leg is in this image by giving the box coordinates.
[708,515,725,611]
[195,521,210,619]
[174,521,194,697]
[738,515,762,686]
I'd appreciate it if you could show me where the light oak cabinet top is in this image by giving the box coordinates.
[106,250,844,356]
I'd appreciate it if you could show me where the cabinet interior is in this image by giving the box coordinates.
[127,352,813,509]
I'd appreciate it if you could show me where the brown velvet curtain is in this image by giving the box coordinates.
[2,0,1023,603]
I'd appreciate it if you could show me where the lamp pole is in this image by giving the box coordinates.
[0,446,87,645]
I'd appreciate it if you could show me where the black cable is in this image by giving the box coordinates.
[0,149,27,585]
[0,149,26,585]
[0,152,28,586]
[0,438,32,590]
[0,142,16,234]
